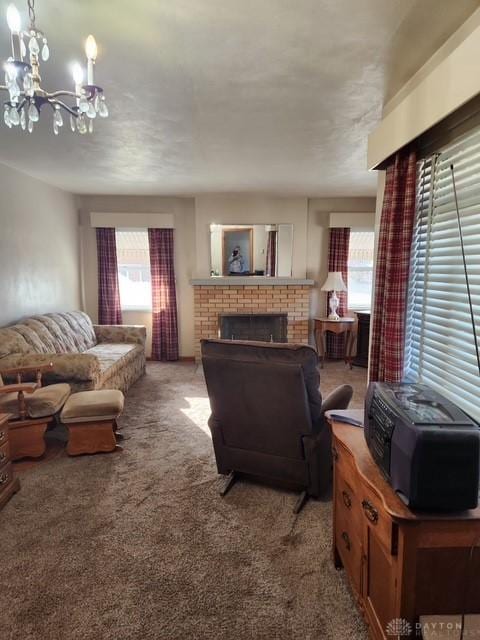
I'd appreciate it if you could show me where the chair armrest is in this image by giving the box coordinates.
[0,363,53,378]
[0,382,38,394]
[320,385,354,416]
[0,354,101,384]
[93,324,147,346]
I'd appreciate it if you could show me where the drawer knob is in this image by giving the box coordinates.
[0,472,9,485]
[362,499,379,524]
[342,490,352,509]
[0,452,6,462]
[0,431,5,441]
[341,531,351,551]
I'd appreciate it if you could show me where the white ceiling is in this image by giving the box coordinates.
[0,0,477,196]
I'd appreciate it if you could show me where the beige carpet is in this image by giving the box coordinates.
[1,361,368,640]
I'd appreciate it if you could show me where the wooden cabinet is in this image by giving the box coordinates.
[331,420,480,639]
[0,414,20,511]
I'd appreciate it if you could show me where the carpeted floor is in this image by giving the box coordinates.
[1,361,368,640]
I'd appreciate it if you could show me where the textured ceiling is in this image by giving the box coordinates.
[0,0,477,196]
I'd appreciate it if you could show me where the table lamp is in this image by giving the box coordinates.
[321,271,347,320]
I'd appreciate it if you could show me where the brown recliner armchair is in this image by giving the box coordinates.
[201,339,353,512]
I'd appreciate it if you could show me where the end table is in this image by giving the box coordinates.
[314,317,357,368]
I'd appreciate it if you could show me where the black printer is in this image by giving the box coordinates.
[364,382,480,511]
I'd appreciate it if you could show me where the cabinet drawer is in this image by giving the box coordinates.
[359,483,396,555]
[335,504,363,596]
[335,471,362,534]
[0,440,9,469]
[333,433,397,555]
[0,463,13,492]
[332,437,356,480]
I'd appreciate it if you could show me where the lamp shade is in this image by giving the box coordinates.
[320,271,347,292]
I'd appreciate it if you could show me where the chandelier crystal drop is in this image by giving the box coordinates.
[0,0,108,135]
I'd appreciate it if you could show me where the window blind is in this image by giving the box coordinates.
[405,127,480,421]
[115,229,152,310]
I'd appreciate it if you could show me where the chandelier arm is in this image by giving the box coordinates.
[48,98,78,117]
[47,90,81,100]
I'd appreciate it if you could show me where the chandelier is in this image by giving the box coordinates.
[0,0,108,134]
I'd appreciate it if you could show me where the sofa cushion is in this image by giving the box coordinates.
[0,383,71,419]
[39,312,96,353]
[86,343,143,383]
[30,315,76,353]
[6,324,51,354]
[23,319,61,353]
[51,312,97,352]
[61,389,124,423]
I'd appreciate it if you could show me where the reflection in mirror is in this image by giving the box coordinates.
[210,224,293,277]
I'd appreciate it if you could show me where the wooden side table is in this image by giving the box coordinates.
[0,413,20,511]
[314,317,356,368]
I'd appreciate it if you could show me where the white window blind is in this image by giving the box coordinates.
[116,229,152,311]
[405,127,480,421]
[348,231,374,311]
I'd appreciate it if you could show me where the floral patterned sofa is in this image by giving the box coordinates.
[0,311,146,393]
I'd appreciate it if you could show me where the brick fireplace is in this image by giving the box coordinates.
[192,279,314,361]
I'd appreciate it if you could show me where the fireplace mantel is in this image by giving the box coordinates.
[191,277,315,286]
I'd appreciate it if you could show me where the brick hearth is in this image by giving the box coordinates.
[193,284,312,361]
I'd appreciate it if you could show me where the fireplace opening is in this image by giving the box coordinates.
[219,313,288,342]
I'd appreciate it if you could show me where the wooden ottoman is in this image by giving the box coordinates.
[60,390,124,456]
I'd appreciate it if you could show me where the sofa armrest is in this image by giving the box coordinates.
[93,324,147,347]
[0,353,101,385]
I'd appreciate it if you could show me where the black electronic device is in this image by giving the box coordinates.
[365,382,480,511]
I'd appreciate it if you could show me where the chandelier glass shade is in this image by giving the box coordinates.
[0,0,108,135]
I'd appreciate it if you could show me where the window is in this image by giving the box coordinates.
[116,229,152,310]
[405,126,480,421]
[348,231,374,310]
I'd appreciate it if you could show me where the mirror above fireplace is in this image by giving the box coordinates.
[210,223,293,277]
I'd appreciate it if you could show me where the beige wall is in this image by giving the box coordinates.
[77,195,195,359]
[194,195,309,278]
[0,163,81,326]
[78,194,376,357]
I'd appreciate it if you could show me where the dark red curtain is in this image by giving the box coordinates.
[326,228,350,358]
[369,150,417,382]
[148,228,179,361]
[265,230,277,276]
[96,228,122,325]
